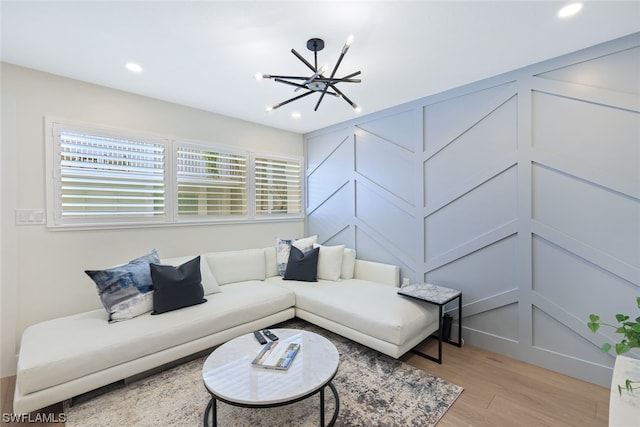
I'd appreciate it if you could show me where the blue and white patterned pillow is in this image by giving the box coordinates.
[85,249,160,322]
[276,238,294,276]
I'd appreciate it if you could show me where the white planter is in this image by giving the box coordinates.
[609,355,640,426]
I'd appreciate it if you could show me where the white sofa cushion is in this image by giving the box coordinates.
[161,255,220,295]
[341,248,356,279]
[204,249,266,285]
[264,247,278,277]
[17,281,295,395]
[313,244,345,281]
[267,277,438,346]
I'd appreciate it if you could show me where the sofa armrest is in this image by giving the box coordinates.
[353,259,400,287]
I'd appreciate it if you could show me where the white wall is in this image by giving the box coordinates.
[0,63,304,377]
[305,33,639,387]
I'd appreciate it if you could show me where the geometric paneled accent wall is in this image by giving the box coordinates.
[305,33,639,387]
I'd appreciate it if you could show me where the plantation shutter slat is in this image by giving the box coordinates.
[255,156,302,215]
[176,145,248,216]
[58,130,166,219]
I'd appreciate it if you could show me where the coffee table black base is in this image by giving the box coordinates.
[204,382,340,427]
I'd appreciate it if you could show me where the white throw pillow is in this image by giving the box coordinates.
[160,256,220,295]
[314,244,345,281]
[293,235,318,252]
[204,249,266,285]
[341,248,356,279]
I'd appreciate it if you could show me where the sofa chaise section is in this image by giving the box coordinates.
[267,260,440,358]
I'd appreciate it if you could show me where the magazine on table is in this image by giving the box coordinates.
[251,335,301,370]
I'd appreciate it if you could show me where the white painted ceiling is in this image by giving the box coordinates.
[2,1,639,134]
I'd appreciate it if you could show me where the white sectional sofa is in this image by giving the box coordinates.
[13,245,440,414]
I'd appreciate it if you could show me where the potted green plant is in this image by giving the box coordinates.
[587,296,640,395]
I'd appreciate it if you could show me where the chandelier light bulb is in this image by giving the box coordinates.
[342,35,354,54]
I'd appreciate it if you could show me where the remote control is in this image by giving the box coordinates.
[262,330,279,341]
[253,331,267,345]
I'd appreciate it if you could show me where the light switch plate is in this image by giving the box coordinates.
[15,209,46,225]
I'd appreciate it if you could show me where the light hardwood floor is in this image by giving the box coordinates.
[404,339,609,426]
[1,340,609,426]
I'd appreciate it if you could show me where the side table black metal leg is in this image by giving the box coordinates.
[457,294,462,346]
[443,294,463,347]
[320,383,341,427]
[438,304,443,363]
[320,387,325,426]
[203,398,211,427]
[327,382,340,426]
[410,303,446,363]
[203,397,217,427]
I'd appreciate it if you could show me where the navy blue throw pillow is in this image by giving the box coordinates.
[283,246,319,282]
[150,256,206,314]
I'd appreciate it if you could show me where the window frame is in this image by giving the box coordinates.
[45,118,304,230]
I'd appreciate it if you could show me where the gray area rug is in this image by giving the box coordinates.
[65,319,463,426]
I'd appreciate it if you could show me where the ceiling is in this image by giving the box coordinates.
[2,1,639,134]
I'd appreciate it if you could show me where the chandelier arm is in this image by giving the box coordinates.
[328,53,346,79]
[329,84,358,109]
[313,86,342,111]
[272,90,316,109]
[315,43,351,111]
[339,70,362,79]
[314,92,327,111]
[268,74,314,80]
[268,71,360,82]
[273,78,310,90]
[315,77,361,84]
[291,49,317,72]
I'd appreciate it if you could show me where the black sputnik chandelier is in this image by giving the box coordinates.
[257,35,361,112]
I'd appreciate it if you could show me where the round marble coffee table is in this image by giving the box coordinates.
[202,329,340,426]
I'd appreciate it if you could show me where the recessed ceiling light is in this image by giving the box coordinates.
[558,2,583,18]
[125,62,143,73]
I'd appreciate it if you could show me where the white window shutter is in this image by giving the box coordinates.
[254,155,302,215]
[176,144,248,217]
[56,129,166,222]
